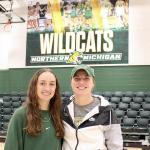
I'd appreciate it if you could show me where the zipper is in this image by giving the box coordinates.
[75,128,79,150]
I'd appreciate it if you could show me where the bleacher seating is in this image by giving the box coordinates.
[126,110,138,118]
[102,91,113,101]
[0,93,26,138]
[124,91,135,97]
[145,97,150,103]
[0,91,150,149]
[114,91,124,97]
[122,97,132,103]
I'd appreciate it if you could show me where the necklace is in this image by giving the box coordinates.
[42,117,51,132]
[42,116,51,122]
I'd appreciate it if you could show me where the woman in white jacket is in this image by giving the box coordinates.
[62,64,123,150]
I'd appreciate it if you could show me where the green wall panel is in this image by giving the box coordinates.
[0,70,10,93]
[0,66,150,94]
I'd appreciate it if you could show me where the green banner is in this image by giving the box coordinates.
[26,0,128,66]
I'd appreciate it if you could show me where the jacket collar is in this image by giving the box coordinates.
[67,95,101,123]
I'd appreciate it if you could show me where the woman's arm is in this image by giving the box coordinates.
[4,107,26,150]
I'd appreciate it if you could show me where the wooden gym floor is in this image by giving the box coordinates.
[0,143,143,150]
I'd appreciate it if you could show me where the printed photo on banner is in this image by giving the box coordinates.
[26,0,129,66]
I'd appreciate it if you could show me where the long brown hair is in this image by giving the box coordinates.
[24,68,64,138]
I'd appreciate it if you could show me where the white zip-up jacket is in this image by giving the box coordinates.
[62,95,123,150]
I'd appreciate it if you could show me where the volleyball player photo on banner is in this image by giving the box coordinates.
[26,0,129,66]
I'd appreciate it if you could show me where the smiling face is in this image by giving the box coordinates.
[37,71,56,108]
[71,69,94,96]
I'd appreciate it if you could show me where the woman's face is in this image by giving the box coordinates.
[37,71,56,106]
[71,70,94,96]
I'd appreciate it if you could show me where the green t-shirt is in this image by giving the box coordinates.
[4,106,61,150]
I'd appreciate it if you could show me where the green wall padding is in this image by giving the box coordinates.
[0,65,150,94]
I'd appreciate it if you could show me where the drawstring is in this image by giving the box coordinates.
[109,110,112,125]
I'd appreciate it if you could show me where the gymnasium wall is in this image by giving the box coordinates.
[0,0,150,94]
[0,65,150,94]
[0,0,150,68]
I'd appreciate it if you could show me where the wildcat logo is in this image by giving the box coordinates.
[66,51,83,64]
